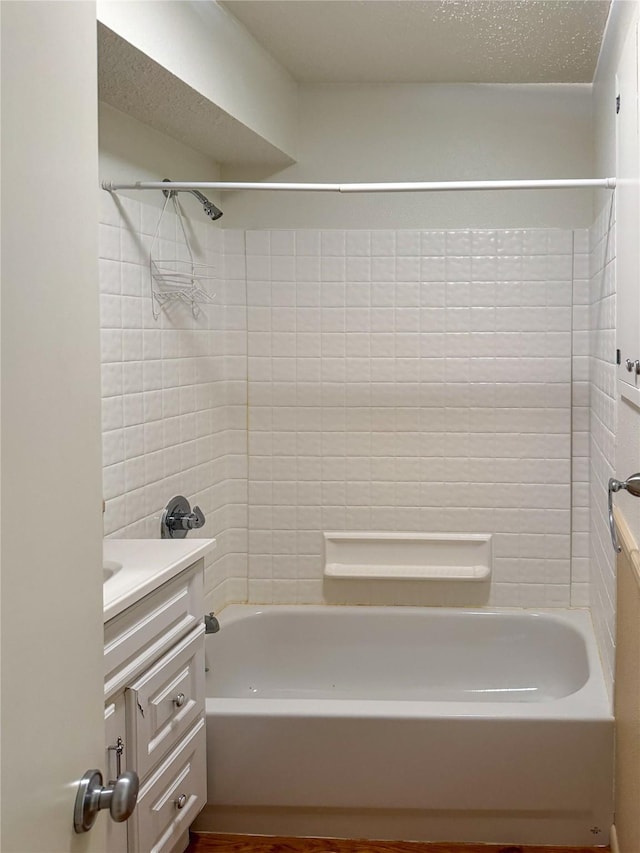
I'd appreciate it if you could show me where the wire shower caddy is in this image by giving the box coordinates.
[149,190,216,319]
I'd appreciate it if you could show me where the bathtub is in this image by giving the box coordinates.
[196,605,613,846]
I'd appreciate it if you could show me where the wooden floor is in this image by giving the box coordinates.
[187,833,608,853]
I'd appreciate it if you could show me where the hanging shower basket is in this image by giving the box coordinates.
[149,191,216,319]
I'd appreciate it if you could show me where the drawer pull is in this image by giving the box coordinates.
[174,793,187,810]
[174,692,186,707]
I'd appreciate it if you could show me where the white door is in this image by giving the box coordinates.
[616,22,640,394]
[615,22,640,537]
[2,3,106,851]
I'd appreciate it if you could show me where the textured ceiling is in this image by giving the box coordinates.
[221,0,611,84]
[98,24,295,166]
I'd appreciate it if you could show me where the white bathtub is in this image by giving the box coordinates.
[197,605,613,846]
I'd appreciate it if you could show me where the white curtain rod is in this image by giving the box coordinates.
[102,178,616,194]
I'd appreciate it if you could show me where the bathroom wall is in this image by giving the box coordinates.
[243,227,585,607]
[572,229,592,609]
[99,219,590,613]
[98,189,247,611]
[98,76,596,614]
[99,103,224,214]
[97,0,298,160]
[223,83,595,230]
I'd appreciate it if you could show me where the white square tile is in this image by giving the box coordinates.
[295,230,321,256]
[100,294,122,329]
[346,231,371,256]
[420,230,446,256]
[396,231,421,256]
[446,230,471,255]
[345,257,371,283]
[396,256,420,281]
[99,224,121,261]
[371,230,396,255]
[246,230,270,255]
[420,257,446,281]
[270,230,295,255]
[321,230,346,256]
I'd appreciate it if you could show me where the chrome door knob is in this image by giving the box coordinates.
[107,771,139,822]
[74,769,139,833]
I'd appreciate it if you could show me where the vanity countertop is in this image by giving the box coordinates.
[103,537,216,623]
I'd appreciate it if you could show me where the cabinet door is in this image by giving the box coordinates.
[126,626,205,781]
[105,698,129,853]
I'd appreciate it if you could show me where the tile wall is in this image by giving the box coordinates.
[98,193,247,611]
[589,200,617,695]
[572,229,591,608]
[244,228,579,607]
[98,217,596,617]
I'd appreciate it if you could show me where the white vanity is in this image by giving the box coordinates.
[103,538,216,853]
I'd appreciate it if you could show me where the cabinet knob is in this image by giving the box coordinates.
[174,793,187,810]
[174,692,186,707]
[625,359,640,374]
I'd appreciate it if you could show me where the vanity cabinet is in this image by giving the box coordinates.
[104,559,207,853]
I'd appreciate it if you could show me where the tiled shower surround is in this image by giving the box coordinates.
[589,200,617,694]
[100,202,590,612]
[244,228,585,607]
[99,193,247,608]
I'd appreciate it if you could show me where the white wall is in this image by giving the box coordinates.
[223,84,595,229]
[594,0,640,219]
[99,102,223,214]
[97,0,298,159]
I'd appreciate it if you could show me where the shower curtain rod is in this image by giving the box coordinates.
[102,178,617,194]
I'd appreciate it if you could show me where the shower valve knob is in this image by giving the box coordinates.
[161,496,206,538]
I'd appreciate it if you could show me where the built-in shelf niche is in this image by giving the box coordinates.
[323,532,492,582]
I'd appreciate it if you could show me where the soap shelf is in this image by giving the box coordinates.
[323,532,492,582]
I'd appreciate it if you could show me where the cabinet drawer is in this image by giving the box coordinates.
[126,625,204,780]
[131,717,206,853]
[104,562,203,699]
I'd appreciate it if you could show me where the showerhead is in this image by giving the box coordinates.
[190,189,223,220]
[202,200,223,221]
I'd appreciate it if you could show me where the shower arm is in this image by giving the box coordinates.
[162,178,223,220]
[188,189,212,206]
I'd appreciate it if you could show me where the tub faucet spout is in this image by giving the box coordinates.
[204,612,220,634]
